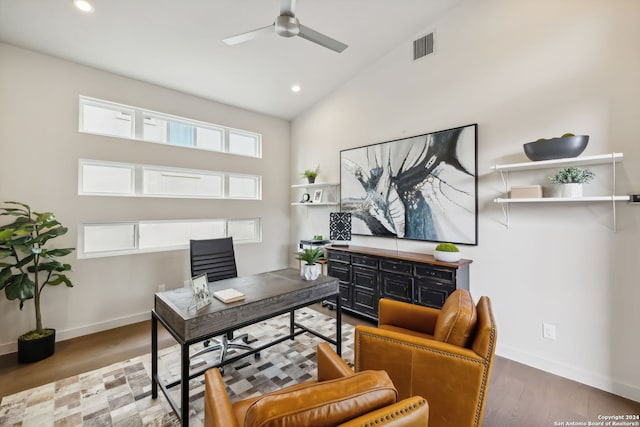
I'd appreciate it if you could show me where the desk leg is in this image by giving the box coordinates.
[181,343,190,427]
[151,312,158,398]
[336,294,342,356]
[289,310,295,340]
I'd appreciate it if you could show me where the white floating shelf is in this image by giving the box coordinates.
[291,202,339,206]
[494,196,630,203]
[491,152,623,172]
[291,183,338,188]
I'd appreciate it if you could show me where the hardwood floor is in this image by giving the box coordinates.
[1,304,638,426]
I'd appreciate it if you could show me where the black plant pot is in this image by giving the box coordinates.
[18,329,56,363]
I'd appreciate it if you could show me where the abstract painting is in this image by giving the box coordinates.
[340,124,477,245]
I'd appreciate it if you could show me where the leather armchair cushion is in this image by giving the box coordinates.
[241,370,398,427]
[433,289,477,348]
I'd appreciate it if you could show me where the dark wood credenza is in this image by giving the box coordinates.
[326,245,472,321]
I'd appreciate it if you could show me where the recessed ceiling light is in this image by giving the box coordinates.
[73,0,94,13]
[291,84,301,93]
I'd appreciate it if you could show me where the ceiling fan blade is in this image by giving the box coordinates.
[223,24,275,46]
[280,0,296,17]
[298,25,348,53]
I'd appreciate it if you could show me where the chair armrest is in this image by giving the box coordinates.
[379,299,440,335]
[317,342,354,381]
[204,368,240,427]
[338,396,429,427]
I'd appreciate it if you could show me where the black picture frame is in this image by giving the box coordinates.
[339,123,478,246]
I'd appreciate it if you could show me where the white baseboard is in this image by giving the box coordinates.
[0,311,150,357]
[497,344,640,403]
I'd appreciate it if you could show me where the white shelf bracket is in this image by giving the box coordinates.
[499,170,510,228]
[612,153,617,232]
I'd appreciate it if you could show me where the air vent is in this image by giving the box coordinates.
[413,32,434,60]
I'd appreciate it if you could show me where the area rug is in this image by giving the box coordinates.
[0,308,355,427]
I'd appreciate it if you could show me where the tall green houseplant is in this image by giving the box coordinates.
[0,201,74,362]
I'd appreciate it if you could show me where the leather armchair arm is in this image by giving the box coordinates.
[339,396,429,426]
[379,298,440,335]
[204,368,240,427]
[317,341,354,381]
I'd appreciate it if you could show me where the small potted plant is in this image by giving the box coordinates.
[296,247,324,280]
[0,201,75,363]
[433,242,461,263]
[301,166,320,184]
[549,167,595,198]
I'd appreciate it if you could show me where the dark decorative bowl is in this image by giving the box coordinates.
[523,135,589,161]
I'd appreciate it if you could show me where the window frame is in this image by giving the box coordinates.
[78,218,262,259]
[79,96,262,158]
[79,159,262,200]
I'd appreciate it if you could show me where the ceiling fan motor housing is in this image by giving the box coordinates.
[275,15,300,37]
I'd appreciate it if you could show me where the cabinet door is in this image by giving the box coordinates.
[327,261,352,307]
[414,278,456,309]
[381,272,413,303]
[352,266,378,315]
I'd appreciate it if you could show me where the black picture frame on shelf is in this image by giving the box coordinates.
[340,123,478,246]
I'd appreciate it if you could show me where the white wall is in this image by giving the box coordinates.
[0,43,291,354]
[290,0,640,401]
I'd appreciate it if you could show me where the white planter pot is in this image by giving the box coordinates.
[301,264,321,281]
[559,183,583,198]
[433,250,461,263]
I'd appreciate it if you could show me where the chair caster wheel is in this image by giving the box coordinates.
[243,336,250,344]
[203,340,210,347]
[255,352,261,359]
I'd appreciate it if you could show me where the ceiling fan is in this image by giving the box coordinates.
[222,0,348,53]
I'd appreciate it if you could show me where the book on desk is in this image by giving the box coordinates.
[213,288,245,303]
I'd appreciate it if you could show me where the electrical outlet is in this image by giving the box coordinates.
[542,322,556,340]
[158,284,166,292]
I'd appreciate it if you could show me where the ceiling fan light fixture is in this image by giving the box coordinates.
[73,0,94,13]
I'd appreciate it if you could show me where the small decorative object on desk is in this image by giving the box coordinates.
[549,166,595,198]
[213,288,245,303]
[191,273,212,310]
[523,133,589,161]
[301,166,319,184]
[297,247,324,281]
[433,242,461,262]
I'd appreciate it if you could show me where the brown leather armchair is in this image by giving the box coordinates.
[204,342,429,427]
[354,290,497,427]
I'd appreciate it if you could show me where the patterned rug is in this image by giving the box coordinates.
[0,308,355,427]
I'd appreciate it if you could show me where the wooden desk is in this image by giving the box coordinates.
[151,268,341,426]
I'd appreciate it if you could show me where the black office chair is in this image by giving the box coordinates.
[189,237,255,368]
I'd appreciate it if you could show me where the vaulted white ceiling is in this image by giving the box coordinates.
[0,0,461,119]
